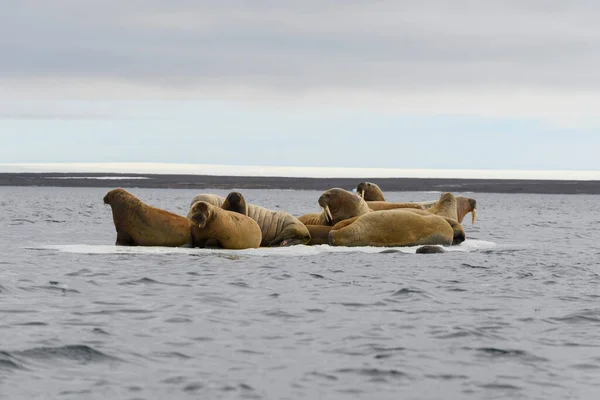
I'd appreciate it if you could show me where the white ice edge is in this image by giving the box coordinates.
[1,162,600,180]
[29,239,497,256]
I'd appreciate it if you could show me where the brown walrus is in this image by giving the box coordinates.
[419,196,477,224]
[328,209,456,247]
[189,194,310,247]
[356,182,477,224]
[188,201,262,249]
[305,225,333,245]
[189,194,224,208]
[356,181,386,201]
[103,188,191,247]
[328,208,465,246]
[221,192,248,215]
[366,201,426,212]
[366,192,458,221]
[298,188,372,226]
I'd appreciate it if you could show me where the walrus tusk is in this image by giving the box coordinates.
[323,205,333,224]
[360,190,365,199]
[472,208,477,225]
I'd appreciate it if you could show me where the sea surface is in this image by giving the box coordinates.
[1,186,599,399]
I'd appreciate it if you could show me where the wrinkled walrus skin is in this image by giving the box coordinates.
[189,194,310,247]
[104,188,191,247]
[328,209,455,248]
[188,201,262,250]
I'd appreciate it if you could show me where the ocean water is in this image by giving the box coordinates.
[1,186,599,399]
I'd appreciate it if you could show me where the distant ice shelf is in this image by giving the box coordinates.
[1,162,599,181]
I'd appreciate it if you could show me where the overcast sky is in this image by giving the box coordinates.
[1,1,599,170]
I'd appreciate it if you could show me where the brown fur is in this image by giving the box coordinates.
[331,217,359,231]
[103,188,191,247]
[298,212,328,226]
[367,201,426,211]
[419,196,477,224]
[189,194,224,208]
[317,188,372,225]
[423,192,458,221]
[356,182,386,201]
[190,194,310,247]
[306,225,332,245]
[188,201,262,249]
[354,182,478,224]
[398,208,465,245]
[328,209,454,247]
[222,192,248,215]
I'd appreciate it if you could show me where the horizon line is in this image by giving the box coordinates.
[1,162,600,181]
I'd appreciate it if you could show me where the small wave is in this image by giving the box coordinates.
[479,383,522,390]
[0,351,25,371]
[336,368,409,380]
[4,345,121,366]
[390,287,428,297]
[151,352,192,360]
[119,277,191,287]
[550,310,600,324]
[29,239,497,257]
[65,268,93,276]
[20,282,79,294]
[473,347,548,362]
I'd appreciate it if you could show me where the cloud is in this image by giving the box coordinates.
[2,1,600,123]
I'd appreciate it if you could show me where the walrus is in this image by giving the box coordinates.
[221,192,248,215]
[356,182,477,224]
[189,194,224,208]
[397,208,465,245]
[367,192,457,221]
[367,201,426,212]
[103,188,191,247]
[328,208,465,246]
[298,212,325,226]
[419,196,477,224]
[416,245,447,254]
[189,194,310,247]
[328,209,455,247]
[188,201,262,249]
[298,188,372,226]
[305,225,333,245]
[356,181,386,201]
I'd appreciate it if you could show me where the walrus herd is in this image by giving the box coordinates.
[103,181,478,253]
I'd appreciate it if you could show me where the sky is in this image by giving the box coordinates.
[1,1,600,172]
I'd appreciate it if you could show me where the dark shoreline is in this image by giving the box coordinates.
[1,172,600,194]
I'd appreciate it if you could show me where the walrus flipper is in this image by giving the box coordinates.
[267,226,311,247]
[115,231,136,246]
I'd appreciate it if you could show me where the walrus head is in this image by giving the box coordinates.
[452,223,466,245]
[188,201,214,229]
[318,188,371,225]
[356,182,386,201]
[457,197,477,224]
[103,188,134,205]
[222,192,248,216]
